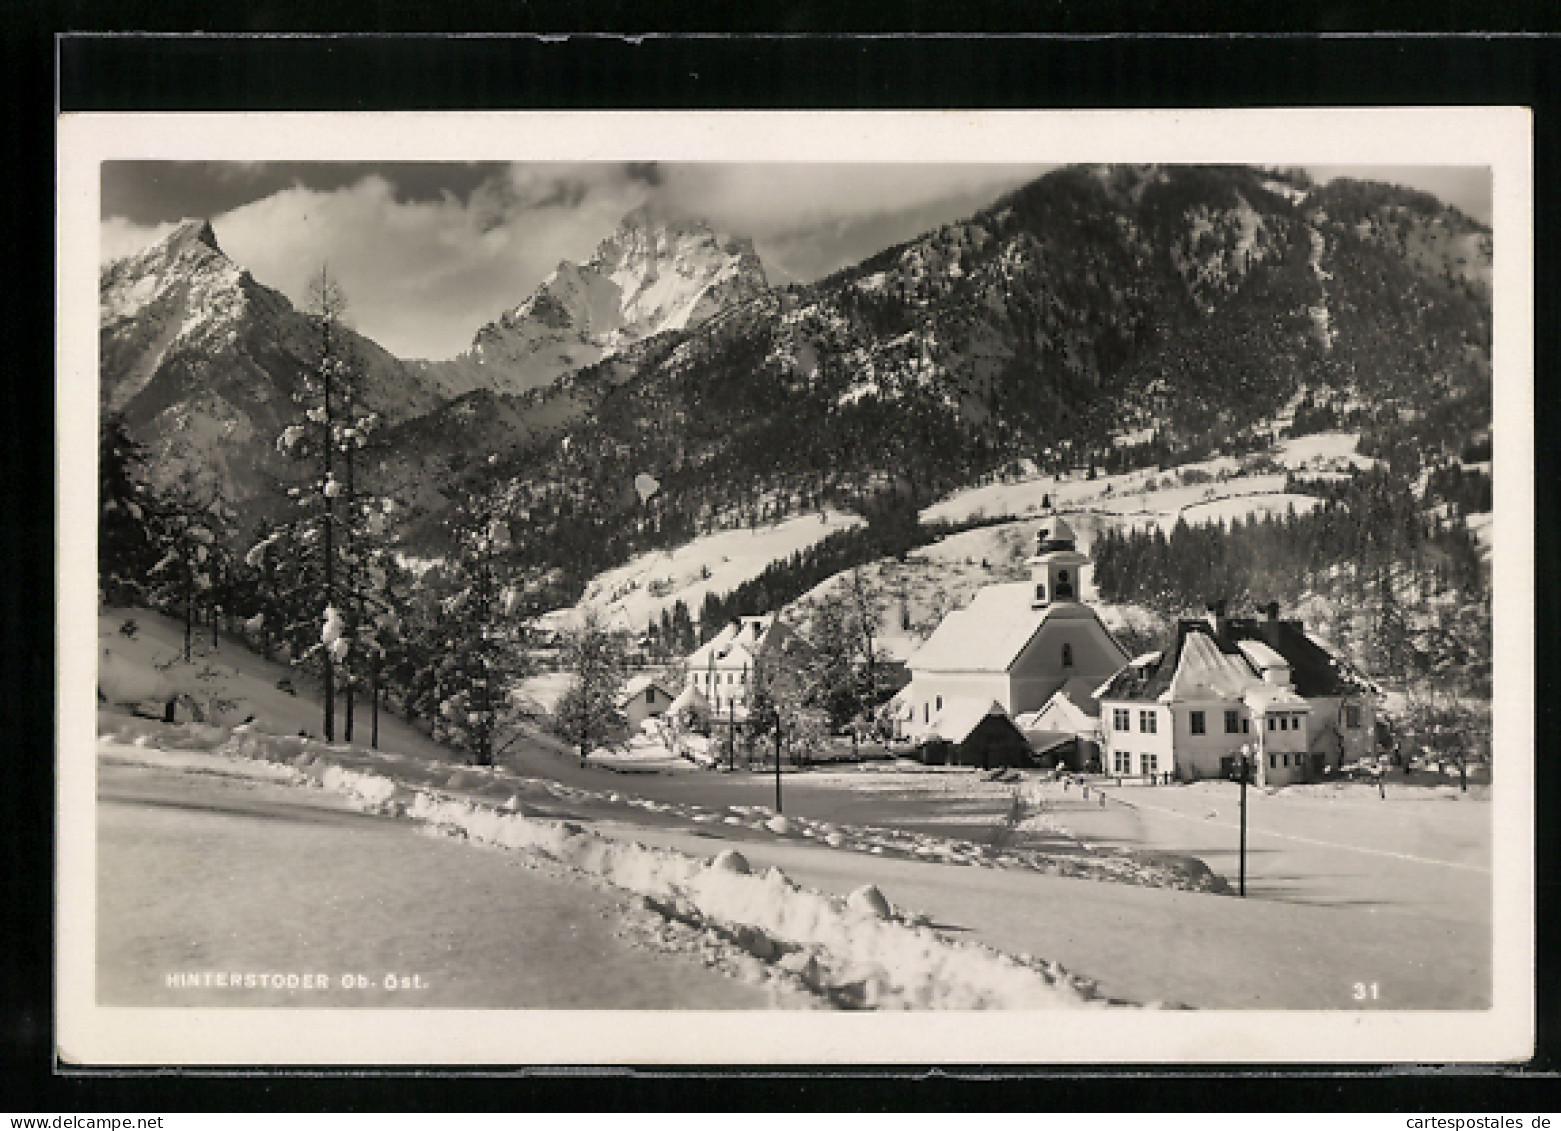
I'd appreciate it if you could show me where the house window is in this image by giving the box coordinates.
[1113,708,1130,732]
[1035,583,1046,602]
[1113,750,1130,773]
[1282,753,1290,767]
[1139,710,1157,734]
[1268,717,1276,731]
[646,689,655,704]
[1270,753,1277,769]
[1056,569,1073,599]
[1278,716,1287,731]
[1225,710,1240,734]
[936,695,943,711]
[923,703,929,723]
[1141,753,1158,775]
[1345,705,1362,729]
[1242,718,1250,733]
[1190,711,1206,735]
[1062,643,1074,668]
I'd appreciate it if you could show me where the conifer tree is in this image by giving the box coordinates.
[427,499,533,765]
[554,608,629,765]
[98,414,156,607]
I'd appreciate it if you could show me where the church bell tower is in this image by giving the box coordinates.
[1028,515,1090,608]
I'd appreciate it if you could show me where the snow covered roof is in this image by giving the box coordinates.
[908,583,1119,674]
[1167,631,1264,701]
[928,699,1011,745]
[1235,639,1289,672]
[617,673,673,707]
[686,615,798,671]
[1021,729,1076,755]
[1241,684,1310,713]
[1221,617,1382,698]
[1054,675,1105,718]
[668,684,709,716]
[1098,612,1382,706]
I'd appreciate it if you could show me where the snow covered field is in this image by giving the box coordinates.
[536,509,863,633]
[90,606,1494,1011]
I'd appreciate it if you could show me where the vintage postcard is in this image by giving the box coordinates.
[57,109,1533,1064]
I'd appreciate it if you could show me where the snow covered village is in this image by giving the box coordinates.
[84,156,1501,1021]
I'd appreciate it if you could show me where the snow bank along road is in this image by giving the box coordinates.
[97,736,1119,1010]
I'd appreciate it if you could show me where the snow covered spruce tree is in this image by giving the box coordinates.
[144,471,238,663]
[419,498,533,765]
[98,413,159,607]
[553,608,629,766]
[270,265,380,742]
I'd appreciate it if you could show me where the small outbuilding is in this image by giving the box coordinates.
[919,699,1034,769]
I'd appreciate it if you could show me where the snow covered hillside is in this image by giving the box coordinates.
[537,509,864,633]
[921,432,1373,530]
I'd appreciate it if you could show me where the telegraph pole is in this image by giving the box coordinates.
[773,712,783,814]
[1238,745,1250,898]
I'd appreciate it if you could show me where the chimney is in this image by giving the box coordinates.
[1206,598,1229,643]
[1262,601,1281,645]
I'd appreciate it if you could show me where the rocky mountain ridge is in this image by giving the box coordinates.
[412,207,769,399]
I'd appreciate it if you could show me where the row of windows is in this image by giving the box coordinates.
[1112,705,1361,737]
[1111,751,1159,775]
[691,670,746,687]
[1111,708,1158,733]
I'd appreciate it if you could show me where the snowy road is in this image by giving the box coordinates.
[96,752,791,1009]
[1031,779,1491,924]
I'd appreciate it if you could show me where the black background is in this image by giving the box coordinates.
[5,16,1559,1113]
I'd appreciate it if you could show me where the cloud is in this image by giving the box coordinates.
[95,162,1049,358]
[100,216,183,264]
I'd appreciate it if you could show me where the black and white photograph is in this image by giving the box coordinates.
[55,109,1533,1064]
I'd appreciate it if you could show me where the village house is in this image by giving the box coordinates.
[617,673,676,731]
[902,517,1130,766]
[683,614,804,723]
[1095,603,1380,786]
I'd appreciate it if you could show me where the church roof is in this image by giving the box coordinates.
[1041,514,1076,543]
[907,583,1120,674]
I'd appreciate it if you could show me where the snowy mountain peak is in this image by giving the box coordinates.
[425,209,770,399]
[170,217,222,255]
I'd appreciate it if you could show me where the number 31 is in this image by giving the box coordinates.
[1352,982,1380,1001]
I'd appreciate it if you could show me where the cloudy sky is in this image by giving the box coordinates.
[101,161,1493,361]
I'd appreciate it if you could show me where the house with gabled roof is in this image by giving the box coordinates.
[617,673,677,731]
[1096,603,1380,785]
[682,614,805,724]
[904,517,1129,765]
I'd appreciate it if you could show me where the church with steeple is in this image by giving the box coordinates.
[899,515,1130,764]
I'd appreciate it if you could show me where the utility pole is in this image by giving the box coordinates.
[1238,745,1250,898]
[773,712,784,813]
